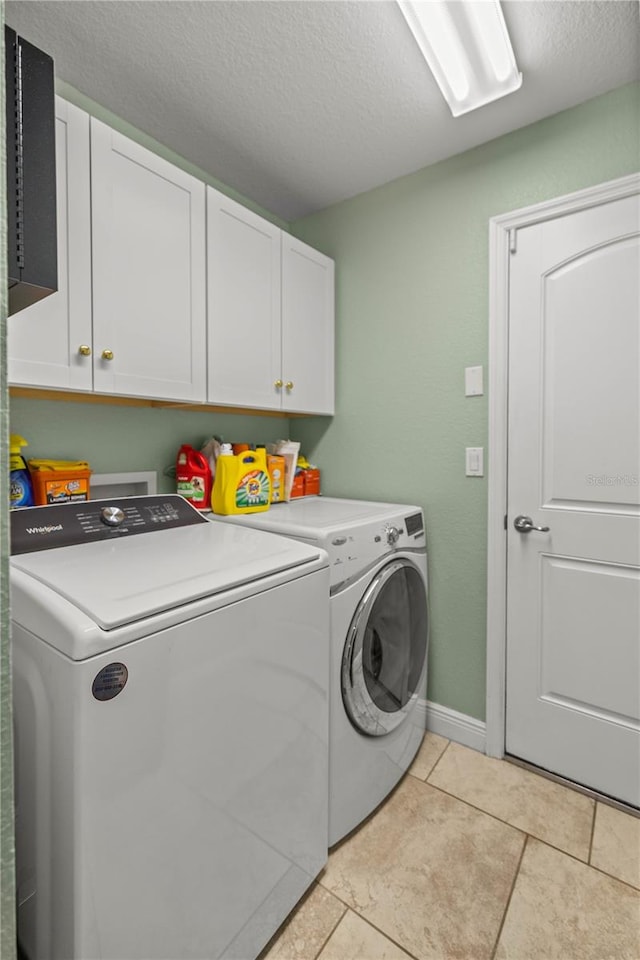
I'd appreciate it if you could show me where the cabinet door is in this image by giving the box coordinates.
[91,119,206,402]
[8,98,92,390]
[207,188,281,409]
[281,235,335,415]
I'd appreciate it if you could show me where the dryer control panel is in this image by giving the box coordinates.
[11,495,207,555]
[327,511,425,590]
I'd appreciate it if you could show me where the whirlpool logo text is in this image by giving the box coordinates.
[25,524,64,535]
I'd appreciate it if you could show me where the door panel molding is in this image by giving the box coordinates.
[486,172,640,759]
[538,554,640,723]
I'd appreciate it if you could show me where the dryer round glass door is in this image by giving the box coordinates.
[341,558,428,736]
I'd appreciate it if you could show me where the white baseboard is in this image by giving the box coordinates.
[415,699,487,754]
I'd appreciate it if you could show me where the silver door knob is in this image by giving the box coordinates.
[514,515,550,534]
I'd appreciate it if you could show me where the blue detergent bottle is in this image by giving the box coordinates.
[9,435,34,508]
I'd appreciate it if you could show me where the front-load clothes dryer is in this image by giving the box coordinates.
[211,497,429,845]
[10,495,330,960]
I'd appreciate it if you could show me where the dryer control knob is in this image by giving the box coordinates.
[100,506,125,527]
[386,525,401,546]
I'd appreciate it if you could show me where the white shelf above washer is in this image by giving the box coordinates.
[91,471,157,500]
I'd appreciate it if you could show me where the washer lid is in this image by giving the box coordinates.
[11,521,324,630]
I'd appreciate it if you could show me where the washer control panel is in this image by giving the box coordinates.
[10,495,208,555]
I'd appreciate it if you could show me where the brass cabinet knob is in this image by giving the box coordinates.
[101,349,114,361]
[78,345,92,357]
[274,379,283,389]
[285,381,294,391]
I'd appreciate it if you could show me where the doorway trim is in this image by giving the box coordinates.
[485,172,640,759]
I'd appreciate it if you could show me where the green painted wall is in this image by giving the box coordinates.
[291,81,640,721]
[9,398,288,492]
[1,4,17,957]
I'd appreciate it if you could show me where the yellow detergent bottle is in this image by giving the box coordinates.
[211,445,271,515]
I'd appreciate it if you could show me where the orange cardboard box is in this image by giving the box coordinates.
[29,462,92,505]
[303,468,321,497]
[266,454,286,503]
[290,473,305,499]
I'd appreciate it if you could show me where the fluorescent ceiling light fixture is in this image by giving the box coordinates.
[397,0,522,117]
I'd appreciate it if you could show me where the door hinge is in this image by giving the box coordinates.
[14,39,25,270]
[504,513,508,530]
[509,229,517,254]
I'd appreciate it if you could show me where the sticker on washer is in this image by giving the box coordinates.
[92,663,128,701]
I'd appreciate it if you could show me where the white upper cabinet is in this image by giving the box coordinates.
[207,188,282,409]
[281,235,335,416]
[8,98,92,390]
[207,186,335,415]
[9,100,334,415]
[91,119,206,402]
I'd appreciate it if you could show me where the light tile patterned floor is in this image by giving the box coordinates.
[261,735,640,960]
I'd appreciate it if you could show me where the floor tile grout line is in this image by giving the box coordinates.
[408,743,449,785]
[504,755,640,819]
[317,874,421,957]
[317,876,360,912]
[337,765,640,895]
[424,738,452,781]
[410,778,640,893]
[561,852,640,892]
[351,910,423,960]
[524,832,640,892]
[308,898,348,960]
[315,775,639,955]
[320,832,532,960]
[588,800,598,865]
[421,779,544,842]
[489,833,529,960]
[318,820,640,960]
[319,830,640,960]
[422,779,592,862]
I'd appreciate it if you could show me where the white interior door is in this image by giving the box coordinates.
[505,192,640,807]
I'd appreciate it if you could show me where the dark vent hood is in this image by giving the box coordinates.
[5,25,57,315]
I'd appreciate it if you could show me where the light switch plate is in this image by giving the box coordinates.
[465,365,483,397]
[466,447,484,477]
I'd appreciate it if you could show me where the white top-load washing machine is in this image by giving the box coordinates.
[211,497,429,845]
[10,495,330,960]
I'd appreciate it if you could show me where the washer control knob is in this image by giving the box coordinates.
[100,506,125,527]
[386,525,401,546]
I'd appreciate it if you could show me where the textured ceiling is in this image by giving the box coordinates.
[6,0,640,221]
